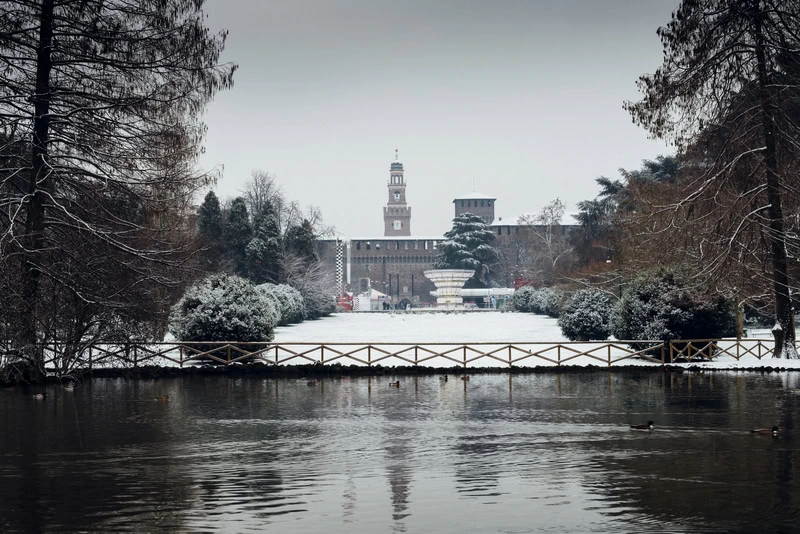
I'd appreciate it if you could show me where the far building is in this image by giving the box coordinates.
[314,151,578,307]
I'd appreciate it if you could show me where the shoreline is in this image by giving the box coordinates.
[4,361,800,387]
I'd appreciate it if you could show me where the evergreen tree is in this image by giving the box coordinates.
[285,219,318,264]
[197,191,223,270]
[246,210,282,283]
[0,0,235,373]
[224,197,252,276]
[434,213,498,287]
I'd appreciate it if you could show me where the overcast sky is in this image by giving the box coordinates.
[199,0,675,237]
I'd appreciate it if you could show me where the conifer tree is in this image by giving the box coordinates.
[434,213,498,287]
[197,191,223,270]
[625,0,800,357]
[224,197,252,276]
[246,210,282,283]
[0,0,235,372]
[285,219,318,264]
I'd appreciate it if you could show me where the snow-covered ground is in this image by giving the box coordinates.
[273,311,566,343]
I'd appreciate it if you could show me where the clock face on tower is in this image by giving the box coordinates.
[394,192,400,201]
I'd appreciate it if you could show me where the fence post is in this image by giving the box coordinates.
[508,345,512,367]
[321,345,325,365]
[669,341,674,364]
[227,345,231,365]
[463,345,467,368]
[179,345,184,368]
[608,344,612,367]
[660,343,665,365]
[368,346,372,367]
[557,345,561,366]
[415,345,418,366]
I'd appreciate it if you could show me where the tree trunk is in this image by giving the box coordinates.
[20,0,55,378]
[753,3,796,358]
[736,302,745,340]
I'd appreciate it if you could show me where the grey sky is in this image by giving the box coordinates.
[199,0,675,237]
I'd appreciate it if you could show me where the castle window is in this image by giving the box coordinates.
[497,227,501,235]
[481,200,485,207]
[404,241,408,250]
[461,200,464,207]
[356,241,361,250]
[488,201,492,207]
[414,241,418,250]
[393,220,401,230]
[366,242,371,250]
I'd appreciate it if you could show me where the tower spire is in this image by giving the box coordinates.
[395,147,399,162]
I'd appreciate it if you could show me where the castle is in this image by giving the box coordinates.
[317,153,574,306]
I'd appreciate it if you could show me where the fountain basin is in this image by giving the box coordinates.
[423,269,474,308]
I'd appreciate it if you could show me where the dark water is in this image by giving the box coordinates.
[2,372,800,533]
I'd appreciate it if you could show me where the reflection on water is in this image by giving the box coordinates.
[2,372,800,532]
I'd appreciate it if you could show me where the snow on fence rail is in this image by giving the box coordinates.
[14,338,786,371]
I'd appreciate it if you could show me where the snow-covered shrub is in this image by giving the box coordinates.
[255,284,283,324]
[513,286,535,312]
[169,273,278,343]
[557,289,614,341]
[529,287,564,317]
[611,269,736,347]
[258,283,305,325]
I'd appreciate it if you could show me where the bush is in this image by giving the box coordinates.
[529,287,564,317]
[557,289,614,341]
[169,274,278,343]
[611,269,736,346]
[513,286,535,312]
[514,286,564,317]
[257,283,305,325]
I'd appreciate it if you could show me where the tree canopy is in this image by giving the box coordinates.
[0,0,236,373]
[624,0,800,357]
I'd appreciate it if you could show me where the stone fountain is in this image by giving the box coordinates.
[423,269,474,309]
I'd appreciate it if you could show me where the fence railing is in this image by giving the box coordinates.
[5,338,784,372]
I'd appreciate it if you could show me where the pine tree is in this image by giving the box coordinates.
[0,0,235,373]
[434,213,498,287]
[224,197,252,276]
[285,219,318,264]
[246,210,282,283]
[197,191,223,270]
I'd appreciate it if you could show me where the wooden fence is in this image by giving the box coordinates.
[15,337,784,371]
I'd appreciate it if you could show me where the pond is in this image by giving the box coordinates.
[2,372,800,532]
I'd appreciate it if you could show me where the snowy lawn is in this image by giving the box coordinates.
[273,311,567,343]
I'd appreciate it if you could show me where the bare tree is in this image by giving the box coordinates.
[0,0,236,376]
[624,0,800,357]
[516,199,575,285]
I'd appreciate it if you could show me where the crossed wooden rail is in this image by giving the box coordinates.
[20,338,784,370]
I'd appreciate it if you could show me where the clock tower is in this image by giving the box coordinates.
[383,150,411,236]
